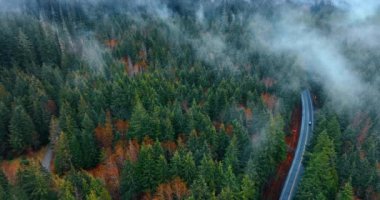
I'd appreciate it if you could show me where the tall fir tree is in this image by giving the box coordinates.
[80,113,99,168]
[327,115,342,153]
[54,132,72,175]
[223,135,240,173]
[190,175,212,200]
[297,131,338,199]
[136,144,156,192]
[8,104,36,154]
[129,98,149,141]
[240,175,256,200]
[337,181,354,200]
[120,160,137,200]
[0,102,10,155]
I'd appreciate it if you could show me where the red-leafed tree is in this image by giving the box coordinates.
[95,111,114,149]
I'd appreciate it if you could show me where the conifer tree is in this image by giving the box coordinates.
[327,115,342,153]
[68,134,83,168]
[0,102,10,155]
[198,154,217,191]
[190,176,211,200]
[152,141,168,185]
[297,131,338,199]
[129,98,149,141]
[80,114,99,168]
[182,152,196,184]
[58,181,76,200]
[17,162,54,200]
[0,184,5,200]
[120,160,137,200]
[337,181,354,200]
[9,105,36,153]
[240,175,256,200]
[0,170,8,199]
[54,132,72,175]
[136,144,156,192]
[16,30,35,69]
[224,135,240,173]
[222,165,239,193]
[172,101,186,136]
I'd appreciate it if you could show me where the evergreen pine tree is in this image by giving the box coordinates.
[80,113,99,168]
[198,154,216,191]
[297,131,338,199]
[68,134,83,169]
[219,186,237,200]
[190,176,211,200]
[0,102,10,155]
[267,116,286,165]
[58,181,76,200]
[16,30,35,69]
[172,101,186,136]
[327,115,342,153]
[136,144,156,192]
[129,98,148,141]
[0,184,5,200]
[17,162,53,200]
[152,141,168,185]
[182,152,196,184]
[54,132,72,175]
[224,135,240,173]
[240,175,256,200]
[231,120,252,169]
[337,181,354,200]
[120,160,137,199]
[0,170,8,199]
[222,165,239,193]
[8,105,36,154]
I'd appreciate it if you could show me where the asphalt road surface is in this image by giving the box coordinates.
[280,90,314,200]
[42,145,53,173]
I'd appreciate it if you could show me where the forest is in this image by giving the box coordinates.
[0,0,378,200]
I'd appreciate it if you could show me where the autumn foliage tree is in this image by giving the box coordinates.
[154,177,189,200]
[95,111,114,149]
[1,2,376,199]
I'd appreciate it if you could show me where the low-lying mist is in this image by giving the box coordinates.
[1,0,379,118]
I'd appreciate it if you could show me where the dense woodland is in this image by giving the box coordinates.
[0,1,378,200]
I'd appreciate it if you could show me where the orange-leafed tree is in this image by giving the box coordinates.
[162,141,177,155]
[46,99,57,115]
[153,178,189,200]
[154,183,173,200]
[143,135,154,146]
[115,119,129,137]
[126,139,140,162]
[141,192,152,200]
[171,177,189,199]
[114,140,127,166]
[95,111,114,148]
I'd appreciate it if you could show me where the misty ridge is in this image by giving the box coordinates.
[0,0,377,144]
[0,0,379,199]
[2,0,379,112]
[0,0,378,145]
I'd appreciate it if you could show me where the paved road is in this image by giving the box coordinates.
[42,145,53,173]
[280,90,314,200]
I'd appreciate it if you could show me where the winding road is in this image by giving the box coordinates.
[42,145,53,173]
[280,90,314,200]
